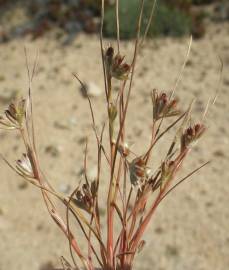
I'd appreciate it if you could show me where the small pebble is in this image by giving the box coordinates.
[45,145,61,157]
[59,183,71,194]
[165,245,179,257]
[87,166,98,181]
[0,75,5,82]
[18,181,28,190]
[68,117,77,127]
[213,150,225,158]
[224,78,229,86]
[155,227,164,234]
[77,136,87,145]
[54,121,70,130]
[36,223,44,231]
[80,82,102,98]
[39,261,54,270]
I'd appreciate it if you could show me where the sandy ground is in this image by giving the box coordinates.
[0,21,229,270]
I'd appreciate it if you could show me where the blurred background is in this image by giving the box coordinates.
[0,0,228,43]
[0,1,229,270]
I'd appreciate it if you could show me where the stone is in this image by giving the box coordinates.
[54,121,70,130]
[39,261,54,270]
[213,150,225,158]
[77,136,87,145]
[87,166,97,181]
[165,245,179,257]
[53,117,77,130]
[76,166,97,181]
[59,183,71,194]
[68,117,77,127]
[0,75,5,82]
[18,181,28,190]
[80,82,102,98]
[224,78,229,86]
[45,144,61,157]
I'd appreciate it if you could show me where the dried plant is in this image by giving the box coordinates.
[1,1,216,270]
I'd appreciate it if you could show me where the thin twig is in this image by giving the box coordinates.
[100,0,108,101]
[159,161,210,203]
[171,35,193,99]
[140,0,158,47]
[116,0,120,54]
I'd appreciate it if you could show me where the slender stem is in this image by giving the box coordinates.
[140,0,157,47]
[129,151,188,258]
[144,112,186,160]
[107,73,115,268]
[108,2,145,267]
[144,119,156,164]
[110,0,145,209]
[159,161,210,203]
[100,0,108,102]
[116,0,120,54]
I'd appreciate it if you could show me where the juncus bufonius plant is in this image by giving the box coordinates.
[1,1,219,270]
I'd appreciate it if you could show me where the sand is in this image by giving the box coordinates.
[0,21,229,270]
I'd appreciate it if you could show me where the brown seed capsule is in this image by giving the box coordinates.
[194,123,201,133]
[6,104,17,120]
[105,46,114,70]
[106,46,114,58]
[169,99,177,109]
[181,123,206,151]
[122,63,130,72]
[114,54,124,66]
[161,93,168,104]
[152,89,181,121]
[104,48,131,80]
[135,167,145,178]
[118,143,130,157]
[129,157,146,189]
[187,127,194,137]
[74,183,94,214]
[135,158,146,167]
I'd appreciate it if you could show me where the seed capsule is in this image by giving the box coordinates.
[129,157,146,189]
[152,89,181,121]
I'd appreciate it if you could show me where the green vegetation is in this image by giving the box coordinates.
[192,0,217,4]
[104,0,192,39]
